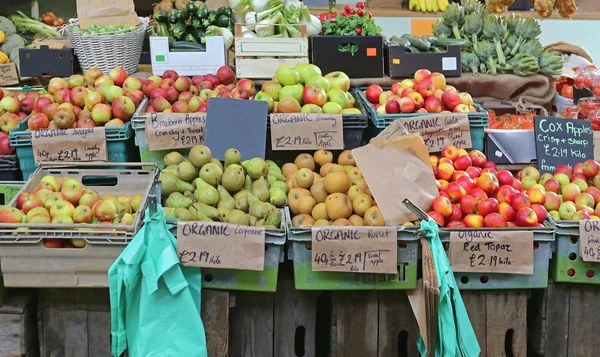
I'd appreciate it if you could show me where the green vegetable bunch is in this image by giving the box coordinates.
[73,24,138,35]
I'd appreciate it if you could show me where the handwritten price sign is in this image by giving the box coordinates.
[270,113,344,150]
[579,220,600,262]
[145,112,206,151]
[31,127,107,164]
[400,114,472,152]
[0,63,19,86]
[311,227,397,274]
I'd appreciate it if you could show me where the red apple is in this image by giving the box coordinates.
[583,159,600,178]
[466,166,482,179]
[432,196,453,217]
[385,100,400,114]
[495,170,514,186]
[456,176,475,193]
[415,79,436,98]
[142,80,159,97]
[477,198,500,217]
[484,212,507,227]
[515,207,538,227]
[163,70,179,81]
[454,155,472,171]
[365,84,383,104]
[497,185,517,204]
[499,202,516,222]
[446,204,463,224]
[302,84,327,107]
[511,193,531,211]
[460,195,477,215]
[471,188,488,200]
[554,164,573,180]
[532,204,548,223]
[427,211,445,226]
[463,214,484,228]
[468,150,487,168]
[447,182,467,202]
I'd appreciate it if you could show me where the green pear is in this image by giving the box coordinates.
[166,192,193,209]
[189,202,219,220]
[163,207,174,218]
[163,165,178,174]
[225,209,249,225]
[217,185,236,210]
[199,163,223,187]
[234,189,249,213]
[228,164,244,175]
[267,174,278,187]
[249,200,269,220]
[271,180,288,194]
[269,187,286,207]
[177,161,198,182]
[247,192,259,206]
[265,209,282,228]
[224,148,242,169]
[195,211,213,222]
[264,202,277,214]
[210,158,224,172]
[244,175,252,191]
[160,171,195,196]
[164,151,186,167]
[217,207,231,222]
[252,176,269,202]
[194,178,219,206]
[247,214,257,226]
[242,158,269,179]
[255,219,265,227]
[174,207,193,221]
[189,145,212,169]
[221,166,245,192]
[266,160,286,181]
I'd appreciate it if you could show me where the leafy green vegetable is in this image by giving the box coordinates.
[519,39,543,58]
[539,51,564,76]
[442,3,465,39]
[0,34,25,57]
[0,16,17,36]
[510,17,541,56]
[433,20,452,38]
[475,39,497,74]
[461,50,480,73]
[482,14,506,65]
[462,13,482,52]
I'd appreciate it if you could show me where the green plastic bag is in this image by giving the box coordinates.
[109,205,208,357]
[417,220,480,357]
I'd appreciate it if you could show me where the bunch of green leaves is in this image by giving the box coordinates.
[322,12,381,36]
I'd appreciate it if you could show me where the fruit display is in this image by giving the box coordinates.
[143,66,251,114]
[427,1,564,76]
[318,3,380,40]
[408,0,449,13]
[0,175,146,249]
[574,67,600,97]
[254,63,360,115]
[488,112,535,129]
[40,12,66,27]
[283,150,393,227]
[362,69,477,115]
[159,145,284,228]
[72,24,140,35]
[486,0,576,19]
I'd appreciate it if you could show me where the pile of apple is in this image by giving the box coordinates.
[143,66,252,114]
[517,160,600,221]
[428,146,546,228]
[0,175,146,249]
[253,63,361,115]
[363,69,478,115]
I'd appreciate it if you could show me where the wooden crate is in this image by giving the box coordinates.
[529,283,600,357]
[234,24,309,79]
[594,131,600,161]
[0,290,38,357]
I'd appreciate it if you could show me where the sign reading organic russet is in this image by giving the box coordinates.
[311,226,397,274]
[270,113,344,150]
[449,230,534,274]
[31,127,107,164]
[0,63,19,86]
[579,220,600,262]
[389,114,472,152]
[145,112,206,151]
[176,221,265,271]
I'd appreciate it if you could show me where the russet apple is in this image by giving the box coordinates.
[48,77,68,95]
[84,68,103,88]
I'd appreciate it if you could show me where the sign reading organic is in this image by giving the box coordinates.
[449,230,534,274]
[311,226,397,274]
[176,222,265,271]
[534,116,594,174]
[270,113,344,150]
[31,127,107,164]
[393,114,472,152]
[145,112,206,151]
[579,220,600,262]
[0,63,19,86]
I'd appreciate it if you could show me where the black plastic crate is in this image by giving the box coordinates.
[311,35,384,78]
[0,155,22,182]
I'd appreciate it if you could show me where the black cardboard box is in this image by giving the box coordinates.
[385,44,461,78]
[19,46,81,78]
[311,35,384,78]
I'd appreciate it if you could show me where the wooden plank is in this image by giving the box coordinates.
[529,282,570,357]
[274,272,318,357]
[229,292,274,357]
[461,291,486,356]
[331,291,378,357]
[377,291,420,357]
[201,290,229,357]
[567,285,600,357]
[0,312,22,356]
[87,311,111,357]
[485,291,527,357]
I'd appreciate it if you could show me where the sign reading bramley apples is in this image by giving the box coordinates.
[145,112,206,151]
[31,127,107,164]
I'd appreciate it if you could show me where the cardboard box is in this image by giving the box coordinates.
[19,45,80,78]
[311,35,384,78]
[150,36,226,76]
[386,44,461,78]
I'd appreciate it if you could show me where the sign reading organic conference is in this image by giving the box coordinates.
[311,226,397,274]
[579,220,600,262]
[396,113,472,152]
[270,113,344,150]
[176,221,266,271]
[31,127,108,164]
[145,112,206,151]
[449,230,534,274]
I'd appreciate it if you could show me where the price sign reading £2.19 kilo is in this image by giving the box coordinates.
[145,112,206,151]
[31,127,108,164]
[311,226,397,274]
[579,220,600,262]
[270,113,344,150]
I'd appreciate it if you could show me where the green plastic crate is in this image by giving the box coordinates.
[439,227,554,290]
[286,207,419,290]
[548,217,600,284]
[0,181,25,205]
[9,117,137,180]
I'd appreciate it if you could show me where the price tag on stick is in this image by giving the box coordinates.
[31,127,108,164]
[145,112,206,151]
[270,113,344,150]
[449,230,534,274]
[579,220,600,262]
[176,222,266,271]
[311,226,397,274]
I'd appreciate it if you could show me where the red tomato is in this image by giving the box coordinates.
[594,86,600,97]
[561,85,574,99]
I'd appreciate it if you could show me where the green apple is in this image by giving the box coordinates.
[254,91,274,112]
[276,65,300,86]
[322,102,342,114]
[341,108,361,114]
[279,84,304,105]
[305,75,331,92]
[345,92,355,105]
[326,88,349,109]
[261,81,282,101]
[300,104,323,113]
[324,71,350,92]
[104,85,124,103]
[294,63,322,85]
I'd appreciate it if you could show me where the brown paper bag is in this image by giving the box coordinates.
[77,0,140,29]
[352,133,438,226]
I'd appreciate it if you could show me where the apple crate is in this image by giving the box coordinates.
[0,155,22,181]
[285,207,419,290]
[234,24,309,79]
[0,181,25,206]
[438,227,554,290]
[0,162,159,288]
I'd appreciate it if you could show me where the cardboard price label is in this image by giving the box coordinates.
[270,113,344,150]
[579,220,600,262]
[386,114,471,152]
[311,226,397,274]
[0,63,19,86]
[176,222,265,271]
[31,127,107,164]
[449,230,534,274]
[145,112,206,151]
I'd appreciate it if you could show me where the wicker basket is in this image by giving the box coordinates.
[63,17,150,75]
